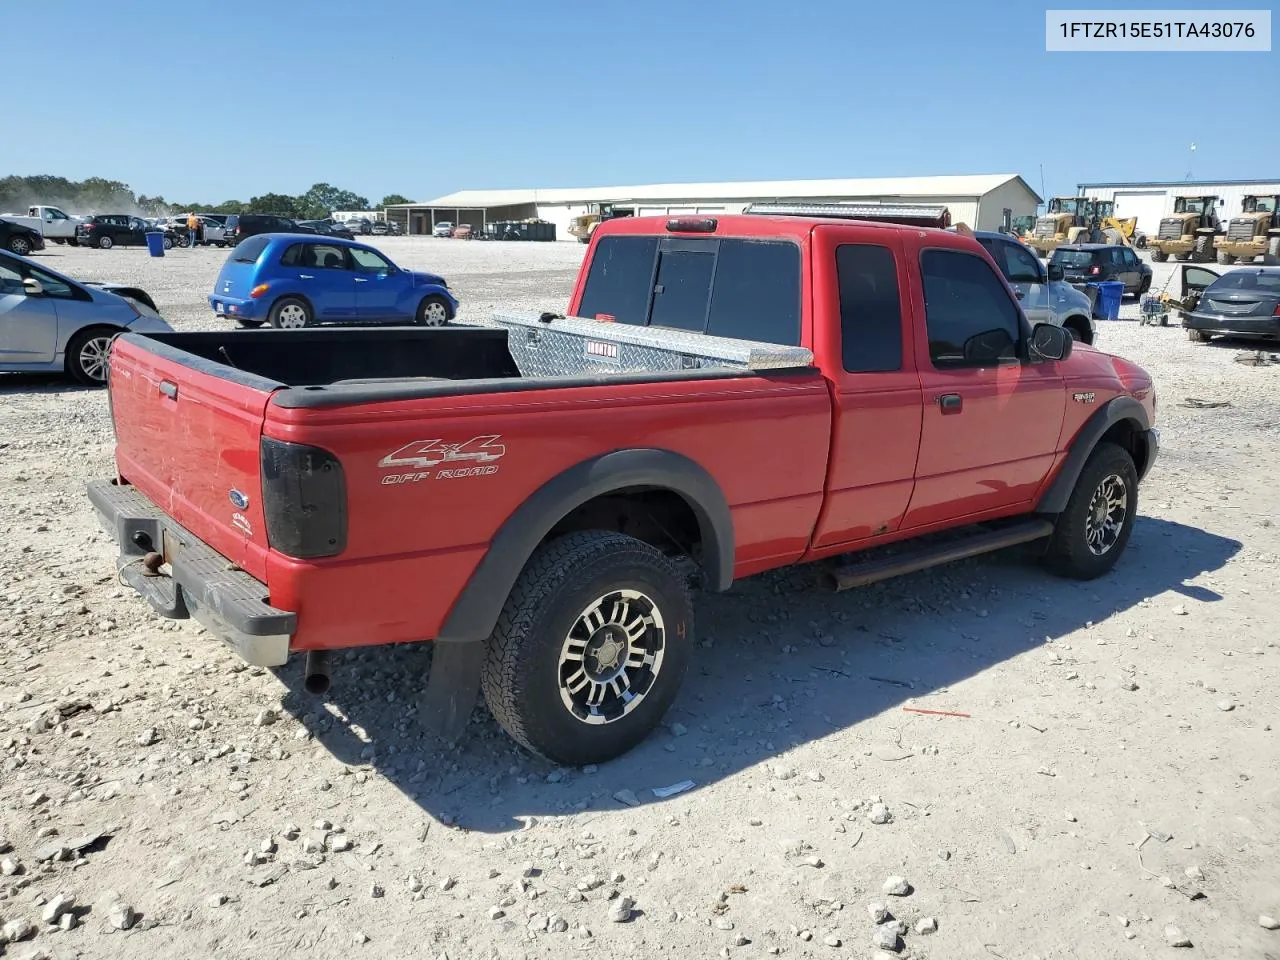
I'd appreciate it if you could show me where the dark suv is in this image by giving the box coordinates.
[1048,244,1153,297]
[224,214,316,247]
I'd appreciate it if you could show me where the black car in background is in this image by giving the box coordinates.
[223,214,317,246]
[1181,265,1280,343]
[297,219,355,238]
[371,219,400,235]
[0,217,46,256]
[1048,243,1153,297]
[75,215,181,250]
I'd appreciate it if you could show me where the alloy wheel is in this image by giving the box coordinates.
[78,336,112,383]
[557,589,665,725]
[1085,474,1127,556]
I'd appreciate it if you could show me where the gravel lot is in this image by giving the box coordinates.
[2,238,1278,960]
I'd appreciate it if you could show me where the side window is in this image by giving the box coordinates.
[1000,242,1043,283]
[27,265,74,299]
[649,249,715,332]
[280,243,304,267]
[578,236,659,325]
[836,244,902,373]
[1123,249,1139,267]
[921,249,1022,367]
[349,247,392,272]
[304,244,349,269]
[0,260,23,295]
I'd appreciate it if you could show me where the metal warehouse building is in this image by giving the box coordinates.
[386,174,1040,240]
[1078,178,1280,237]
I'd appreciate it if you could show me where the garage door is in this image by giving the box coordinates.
[1113,191,1167,237]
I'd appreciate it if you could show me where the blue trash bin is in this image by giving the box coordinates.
[144,230,165,258]
[1095,280,1124,321]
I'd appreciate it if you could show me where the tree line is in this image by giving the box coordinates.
[1,175,414,220]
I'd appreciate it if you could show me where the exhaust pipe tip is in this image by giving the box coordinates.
[303,651,331,695]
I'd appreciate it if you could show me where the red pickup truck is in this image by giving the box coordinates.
[89,206,1158,765]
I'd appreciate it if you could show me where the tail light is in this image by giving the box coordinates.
[250,284,270,299]
[1090,265,1102,276]
[259,438,347,558]
[1273,303,1280,317]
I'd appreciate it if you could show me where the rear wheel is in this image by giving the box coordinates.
[269,296,312,329]
[66,327,118,386]
[481,531,693,765]
[67,238,79,247]
[1187,327,1212,343]
[7,235,32,256]
[162,236,174,250]
[98,235,114,250]
[1217,250,1236,265]
[415,294,452,326]
[1044,442,1138,580]
[1064,318,1090,344]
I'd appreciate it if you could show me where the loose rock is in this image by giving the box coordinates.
[41,892,75,924]
[1218,699,1236,712]
[1259,915,1279,930]
[868,901,890,923]
[3,917,35,942]
[137,727,159,746]
[822,933,841,947]
[1165,925,1192,947]
[108,902,137,931]
[868,802,892,825]
[1,857,21,876]
[608,896,635,923]
[882,875,911,896]
[873,926,901,951]
[916,916,939,934]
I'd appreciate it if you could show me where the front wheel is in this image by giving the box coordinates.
[66,327,117,386]
[269,296,313,329]
[415,294,452,326]
[162,236,174,250]
[481,531,694,766]
[1151,248,1168,262]
[1217,251,1236,265]
[1044,442,1138,580]
[7,236,32,256]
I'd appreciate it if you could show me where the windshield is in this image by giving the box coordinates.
[1206,271,1280,295]
[1051,199,1082,216]
[1252,197,1276,213]
[1181,199,1207,214]
[1049,250,1096,267]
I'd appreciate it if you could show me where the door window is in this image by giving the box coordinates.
[280,243,304,267]
[998,241,1043,283]
[26,265,74,299]
[836,244,902,373]
[349,247,393,272]
[920,249,1022,367]
[1122,248,1140,267]
[303,244,350,269]
[0,260,22,295]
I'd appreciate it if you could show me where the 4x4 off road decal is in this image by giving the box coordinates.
[378,435,506,484]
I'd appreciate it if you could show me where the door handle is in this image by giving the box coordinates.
[159,380,178,401]
[299,274,314,279]
[354,277,368,282]
[938,393,963,414]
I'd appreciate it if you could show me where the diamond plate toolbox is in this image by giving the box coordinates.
[491,311,814,379]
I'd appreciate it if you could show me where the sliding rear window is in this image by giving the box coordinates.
[577,235,801,345]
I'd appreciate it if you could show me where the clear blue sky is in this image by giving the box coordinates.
[3,0,1275,205]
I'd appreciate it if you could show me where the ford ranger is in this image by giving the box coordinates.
[88,204,1158,765]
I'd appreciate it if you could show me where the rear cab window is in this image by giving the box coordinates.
[577,235,801,345]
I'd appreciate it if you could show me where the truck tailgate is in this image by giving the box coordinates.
[108,334,276,583]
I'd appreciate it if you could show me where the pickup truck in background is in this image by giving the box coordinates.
[0,205,85,245]
[89,205,1158,765]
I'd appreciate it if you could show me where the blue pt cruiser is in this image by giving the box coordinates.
[208,234,458,328]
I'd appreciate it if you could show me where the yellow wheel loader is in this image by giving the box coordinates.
[1148,195,1223,263]
[1214,194,1280,265]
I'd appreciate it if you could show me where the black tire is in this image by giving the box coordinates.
[268,296,313,329]
[1063,318,1090,344]
[65,327,118,386]
[162,236,174,250]
[1138,275,1151,296]
[7,235,32,256]
[67,238,79,247]
[236,318,266,329]
[1151,248,1168,262]
[1193,234,1214,262]
[481,531,694,766]
[1216,250,1235,265]
[1187,327,1212,343]
[98,235,113,250]
[415,294,452,326]
[1044,442,1138,580]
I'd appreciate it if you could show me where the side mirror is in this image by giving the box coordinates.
[23,278,44,296]
[1030,322,1073,362]
[1047,263,1065,282]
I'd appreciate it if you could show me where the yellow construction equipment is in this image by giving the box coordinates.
[1027,197,1113,257]
[1099,216,1144,248]
[1148,195,1223,263]
[1214,194,1280,265]
[567,203,635,244]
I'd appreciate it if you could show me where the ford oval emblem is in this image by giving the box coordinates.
[228,489,250,510]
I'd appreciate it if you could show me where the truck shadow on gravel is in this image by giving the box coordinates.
[274,515,1239,833]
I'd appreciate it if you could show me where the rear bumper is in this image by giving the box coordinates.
[1184,313,1280,337]
[87,478,296,666]
[208,294,261,319]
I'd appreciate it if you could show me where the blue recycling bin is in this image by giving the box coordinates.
[144,230,165,258]
[1094,280,1124,321]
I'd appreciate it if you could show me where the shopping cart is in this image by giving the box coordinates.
[1139,294,1171,327]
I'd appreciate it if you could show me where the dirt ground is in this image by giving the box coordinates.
[1,238,1277,960]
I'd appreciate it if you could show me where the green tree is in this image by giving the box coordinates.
[299,183,371,219]
[248,193,303,218]
[380,193,413,207]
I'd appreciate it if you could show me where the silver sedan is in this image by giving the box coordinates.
[0,250,173,385]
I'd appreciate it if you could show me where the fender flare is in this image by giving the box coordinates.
[1036,396,1151,514]
[436,448,734,643]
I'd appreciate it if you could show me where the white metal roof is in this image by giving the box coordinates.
[393,174,1036,209]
